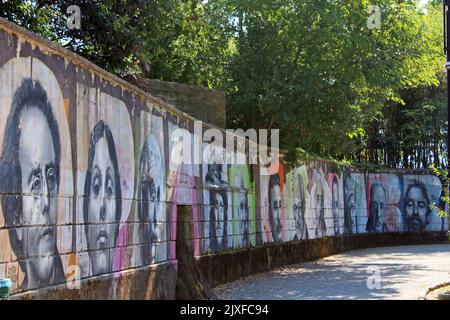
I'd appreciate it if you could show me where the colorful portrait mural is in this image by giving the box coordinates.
[402,175,445,232]
[0,22,448,298]
[229,164,256,249]
[286,166,309,241]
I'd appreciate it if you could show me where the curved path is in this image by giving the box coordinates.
[214,244,450,300]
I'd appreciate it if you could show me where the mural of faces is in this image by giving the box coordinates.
[314,174,327,238]
[404,183,430,232]
[137,134,164,265]
[0,78,64,289]
[268,174,282,242]
[293,174,308,240]
[331,176,340,236]
[83,120,122,276]
[366,183,388,233]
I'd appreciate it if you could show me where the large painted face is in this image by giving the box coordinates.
[214,192,225,243]
[269,184,282,242]
[19,107,58,282]
[405,185,429,232]
[87,136,118,275]
[346,193,356,230]
[315,181,324,220]
[332,179,340,235]
[369,184,386,232]
[238,190,249,232]
[293,176,306,233]
[142,176,160,259]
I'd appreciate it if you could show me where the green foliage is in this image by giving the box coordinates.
[429,163,449,219]
[0,0,446,167]
[223,0,446,163]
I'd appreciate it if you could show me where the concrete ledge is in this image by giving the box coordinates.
[11,261,177,300]
[197,232,447,288]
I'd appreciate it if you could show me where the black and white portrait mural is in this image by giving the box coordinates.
[311,169,327,239]
[208,188,228,252]
[77,89,134,277]
[83,120,122,275]
[403,183,430,232]
[229,164,255,249]
[134,109,167,266]
[286,166,309,241]
[330,174,341,236]
[343,171,367,234]
[0,57,74,290]
[202,147,230,252]
[402,175,444,232]
[268,173,282,242]
[366,183,388,233]
[261,163,285,243]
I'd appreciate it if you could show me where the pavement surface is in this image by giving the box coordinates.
[214,244,450,300]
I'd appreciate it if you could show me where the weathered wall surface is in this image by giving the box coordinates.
[0,19,447,299]
[141,79,226,128]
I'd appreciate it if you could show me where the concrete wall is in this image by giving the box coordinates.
[141,79,226,128]
[0,18,447,299]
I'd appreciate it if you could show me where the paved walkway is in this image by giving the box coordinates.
[214,244,450,300]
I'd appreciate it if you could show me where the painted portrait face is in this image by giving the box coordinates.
[86,135,118,275]
[346,193,356,232]
[293,175,306,238]
[214,192,225,243]
[238,191,249,235]
[332,178,340,235]
[269,183,282,242]
[137,135,164,265]
[405,185,429,232]
[19,107,58,283]
[315,178,325,237]
[369,184,386,232]
[141,176,160,260]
